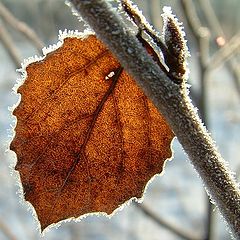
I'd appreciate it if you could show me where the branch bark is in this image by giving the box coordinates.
[68,0,240,238]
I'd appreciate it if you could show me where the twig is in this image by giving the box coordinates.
[146,0,154,26]
[178,0,202,42]
[148,0,162,31]
[208,33,240,70]
[178,0,210,114]
[0,21,21,68]
[198,0,240,98]
[68,0,240,238]
[135,203,200,240]
[0,219,17,240]
[198,0,224,37]
[230,60,240,98]
[0,2,44,53]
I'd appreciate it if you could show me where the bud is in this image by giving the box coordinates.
[161,7,190,82]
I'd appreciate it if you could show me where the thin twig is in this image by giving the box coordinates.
[148,0,162,31]
[208,32,240,70]
[0,2,44,53]
[198,0,240,98]
[135,203,200,240]
[0,219,17,240]
[198,0,224,37]
[146,0,154,26]
[68,0,240,238]
[179,0,210,119]
[0,21,21,68]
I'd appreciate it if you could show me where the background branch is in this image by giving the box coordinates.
[135,203,200,240]
[0,219,17,240]
[198,0,240,98]
[0,2,44,53]
[208,32,240,71]
[69,0,240,238]
[198,0,224,37]
[0,20,21,68]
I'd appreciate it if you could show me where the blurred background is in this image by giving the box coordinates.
[0,0,240,239]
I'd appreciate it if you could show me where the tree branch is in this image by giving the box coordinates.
[135,203,200,240]
[208,32,240,71]
[198,0,240,98]
[0,219,17,240]
[0,20,21,68]
[0,2,44,53]
[68,0,240,238]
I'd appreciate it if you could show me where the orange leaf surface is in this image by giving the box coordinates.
[10,32,174,231]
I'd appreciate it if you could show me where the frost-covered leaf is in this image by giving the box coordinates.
[10,32,174,231]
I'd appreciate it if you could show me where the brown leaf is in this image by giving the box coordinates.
[10,32,174,231]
